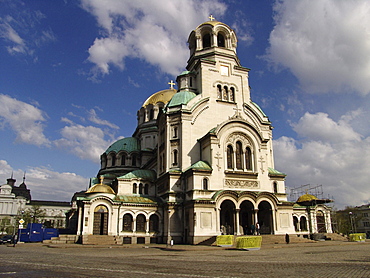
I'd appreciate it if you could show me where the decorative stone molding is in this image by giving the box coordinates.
[226,132,252,146]
[225,179,259,189]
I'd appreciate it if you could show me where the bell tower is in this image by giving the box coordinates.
[185,16,250,104]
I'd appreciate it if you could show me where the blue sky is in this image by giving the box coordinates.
[1,0,370,209]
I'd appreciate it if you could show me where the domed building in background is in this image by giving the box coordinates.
[75,18,332,244]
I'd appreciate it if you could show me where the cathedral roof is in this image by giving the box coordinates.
[105,137,140,154]
[85,183,115,194]
[142,88,176,107]
[167,90,197,108]
[118,169,157,182]
[297,193,317,203]
[184,161,212,172]
[196,20,224,29]
[268,167,286,177]
[114,195,158,204]
[86,176,115,194]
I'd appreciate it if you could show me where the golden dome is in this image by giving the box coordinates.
[142,88,176,107]
[297,193,318,203]
[86,176,115,194]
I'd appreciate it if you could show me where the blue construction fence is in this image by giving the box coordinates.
[18,223,59,242]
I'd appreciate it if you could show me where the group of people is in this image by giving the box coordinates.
[220,223,261,235]
[247,223,260,235]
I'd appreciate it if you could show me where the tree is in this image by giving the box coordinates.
[19,205,46,225]
[333,206,362,235]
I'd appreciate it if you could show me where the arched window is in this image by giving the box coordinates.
[300,216,308,231]
[230,87,235,102]
[123,214,133,231]
[223,86,228,101]
[121,154,126,166]
[133,183,137,194]
[139,183,143,194]
[217,33,225,47]
[245,147,252,170]
[149,214,159,232]
[202,33,211,48]
[144,184,149,195]
[132,154,137,166]
[273,182,278,193]
[149,109,154,120]
[173,149,178,166]
[227,145,234,169]
[136,214,146,232]
[111,154,116,167]
[217,85,222,99]
[173,127,178,138]
[203,178,208,190]
[236,141,243,170]
[101,154,107,169]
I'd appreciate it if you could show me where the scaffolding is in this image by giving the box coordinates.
[288,184,333,203]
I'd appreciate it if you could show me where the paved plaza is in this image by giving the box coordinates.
[0,241,369,277]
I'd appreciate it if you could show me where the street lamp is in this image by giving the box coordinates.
[167,209,171,247]
[349,212,355,234]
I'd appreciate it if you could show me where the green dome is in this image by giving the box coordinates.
[167,90,197,108]
[105,137,140,154]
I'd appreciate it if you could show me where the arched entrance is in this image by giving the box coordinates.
[316,211,326,233]
[93,205,108,235]
[220,200,236,235]
[257,201,273,234]
[293,216,299,232]
[239,200,254,235]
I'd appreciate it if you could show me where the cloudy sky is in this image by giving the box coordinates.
[1,0,370,209]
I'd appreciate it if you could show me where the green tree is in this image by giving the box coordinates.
[334,206,362,235]
[20,205,46,225]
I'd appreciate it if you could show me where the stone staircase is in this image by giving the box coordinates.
[43,234,78,244]
[260,234,312,246]
[82,235,122,245]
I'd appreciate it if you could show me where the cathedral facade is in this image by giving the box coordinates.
[76,18,299,244]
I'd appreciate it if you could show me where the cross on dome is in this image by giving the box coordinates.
[209,15,215,21]
[168,80,175,89]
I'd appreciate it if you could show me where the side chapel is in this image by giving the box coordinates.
[75,18,331,244]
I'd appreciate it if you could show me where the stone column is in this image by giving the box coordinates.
[235,209,240,235]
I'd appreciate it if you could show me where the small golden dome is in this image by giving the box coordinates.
[297,193,318,203]
[86,176,115,194]
[142,89,176,107]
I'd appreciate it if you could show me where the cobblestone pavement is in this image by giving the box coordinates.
[0,241,369,277]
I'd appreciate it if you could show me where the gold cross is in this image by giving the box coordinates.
[168,80,175,89]
[209,15,215,21]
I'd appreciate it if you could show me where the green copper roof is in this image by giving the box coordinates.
[119,169,157,182]
[167,90,197,108]
[185,161,212,172]
[268,167,286,176]
[179,70,191,76]
[105,137,140,154]
[114,195,158,204]
[252,102,267,117]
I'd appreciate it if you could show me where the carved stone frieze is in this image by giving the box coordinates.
[227,132,251,146]
[225,179,259,188]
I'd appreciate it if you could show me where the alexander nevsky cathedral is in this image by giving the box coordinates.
[74,17,332,245]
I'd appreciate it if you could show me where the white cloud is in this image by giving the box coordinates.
[80,0,227,78]
[0,3,56,57]
[274,111,370,208]
[54,119,112,163]
[266,0,370,95]
[88,109,119,129]
[292,112,362,143]
[0,160,88,201]
[0,94,50,146]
